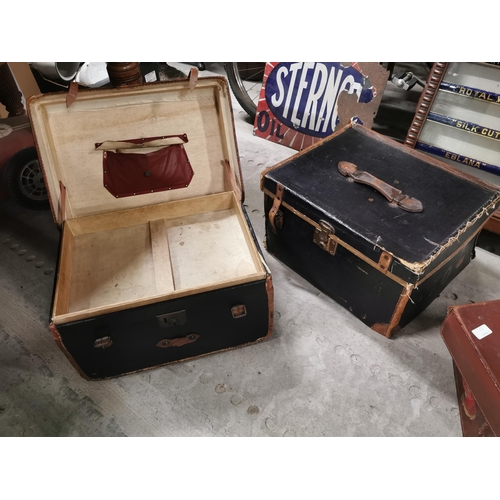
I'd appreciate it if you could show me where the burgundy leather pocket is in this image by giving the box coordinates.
[97,135,194,198]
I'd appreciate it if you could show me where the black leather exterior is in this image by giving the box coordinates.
[263,126,499,280]
[57,279,270,379]
[398,236,477,329]
[51,205,272,380]
[262,125,500,336]
[264,195,402,332]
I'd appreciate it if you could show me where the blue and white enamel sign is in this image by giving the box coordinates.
[254,62,388,150]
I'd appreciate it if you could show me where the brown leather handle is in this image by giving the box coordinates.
[156,333,199,348]
[338,161,423,213]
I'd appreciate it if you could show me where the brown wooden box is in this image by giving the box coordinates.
[441,299,500,437]
[28,77,273,380]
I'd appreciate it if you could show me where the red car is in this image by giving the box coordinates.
[0,113,49,209]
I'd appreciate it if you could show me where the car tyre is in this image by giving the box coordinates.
[4,147,50,210]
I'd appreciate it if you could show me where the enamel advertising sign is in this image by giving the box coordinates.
[254,62,388,150]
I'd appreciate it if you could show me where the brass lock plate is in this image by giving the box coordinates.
[157,310,187,328]
[313,220,338,256]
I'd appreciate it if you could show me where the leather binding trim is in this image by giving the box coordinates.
[385,284,415,338]
[371,285,415,339]
[414,223,485,287]
[371,323,389,336]
[264,186,492,289]
[371,285,414,338]
[268,184,284,234]
[49,322,91,381]
[263,188,409,288]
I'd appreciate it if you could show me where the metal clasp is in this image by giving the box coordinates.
[231,304,247,318]
[313,220,338,256]
[94,336,113,349]
[157,310,187,329]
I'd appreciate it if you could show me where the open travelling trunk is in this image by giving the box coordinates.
[28,77,273,380]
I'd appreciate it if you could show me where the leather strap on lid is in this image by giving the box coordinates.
[338,161,423,213]
[189,67,199,91]
[66,81,79,108]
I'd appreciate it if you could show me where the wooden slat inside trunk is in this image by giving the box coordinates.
[53,192,265,324]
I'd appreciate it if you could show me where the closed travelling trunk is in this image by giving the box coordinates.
[28,77,273,380]
[441,300,500,437]
[261,124,500,338]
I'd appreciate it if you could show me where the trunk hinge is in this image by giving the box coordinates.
[313,220,338,256]
[268,183,284,233]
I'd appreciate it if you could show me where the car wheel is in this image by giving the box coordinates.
[4,147,50,210]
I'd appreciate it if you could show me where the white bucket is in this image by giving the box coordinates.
[30,62,81,82]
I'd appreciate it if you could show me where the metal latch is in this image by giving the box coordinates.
[94,336,113,349]
[157,310,187,328]
[231,304,247,318]
[391,70,426,91]
[313,220,337,256]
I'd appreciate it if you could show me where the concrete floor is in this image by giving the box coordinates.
[1,63,500,437]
